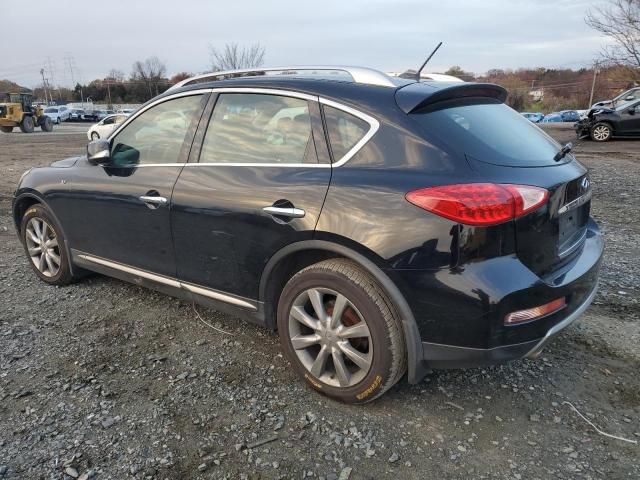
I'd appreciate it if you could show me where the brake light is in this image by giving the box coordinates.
[504,297,566,325]
[405,183,548,226]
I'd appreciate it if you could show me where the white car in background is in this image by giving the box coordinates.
[86,114,128,140]
[43,106,70,124]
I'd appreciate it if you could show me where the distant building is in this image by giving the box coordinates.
[528,89,544,102]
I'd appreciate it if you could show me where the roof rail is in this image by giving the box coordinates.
[167,66,398,91]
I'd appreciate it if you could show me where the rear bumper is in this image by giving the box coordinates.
[400,218,603,373]
[421,282,597,368]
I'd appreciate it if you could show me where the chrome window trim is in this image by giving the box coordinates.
[76,253,257,311]
[108,88,212,140]
[106,87,379,169]
[319,97,380,167]
[209,87,317,102]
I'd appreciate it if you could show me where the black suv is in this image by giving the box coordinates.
[13,67,603,403]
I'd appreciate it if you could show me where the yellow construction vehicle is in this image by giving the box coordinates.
[0,92,53,133]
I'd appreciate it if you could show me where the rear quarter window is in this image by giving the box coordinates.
[412,103,564,167]
[323,106,370,162]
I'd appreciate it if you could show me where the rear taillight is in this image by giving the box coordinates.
[405,183,548,226]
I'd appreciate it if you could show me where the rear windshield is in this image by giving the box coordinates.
[412,103,563,167]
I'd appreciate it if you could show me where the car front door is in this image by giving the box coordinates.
[618,101,640,136]
[170,90,332,304]
[53,92,208,277]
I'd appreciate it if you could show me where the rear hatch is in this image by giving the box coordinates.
[397,83,591,276]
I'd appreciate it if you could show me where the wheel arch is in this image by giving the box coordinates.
[260,239,427,384]
[13,192,78,276]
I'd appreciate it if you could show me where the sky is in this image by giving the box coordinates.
[1,0,613,88]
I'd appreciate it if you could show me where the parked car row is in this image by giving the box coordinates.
[37,105,138,124]
[521,110,580,124]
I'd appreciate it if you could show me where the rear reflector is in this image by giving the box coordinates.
[405,183,548,226]
[504,297,566,325]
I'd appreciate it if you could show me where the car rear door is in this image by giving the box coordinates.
[170,89,331,302]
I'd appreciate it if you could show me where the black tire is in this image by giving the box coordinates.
[20,204,76,285]
[41,116,53,132]
[91,131,100,140]
[277,259,406,404]
[590,122,612,142]
[19,115,34,133]
[0,126,13,133]
[56,117,61,125]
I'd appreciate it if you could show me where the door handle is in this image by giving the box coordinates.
[262,206,305,218]
[139,195,168,205]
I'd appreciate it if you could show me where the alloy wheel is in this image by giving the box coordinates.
[288,287,373,388]
[593,125,610,141]
[25,217,61,277]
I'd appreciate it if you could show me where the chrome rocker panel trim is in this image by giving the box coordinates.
[74,252,257,311]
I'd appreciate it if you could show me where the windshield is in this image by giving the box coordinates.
[45,108,58,113]
[615,99,640,111]
[412,102,563,167]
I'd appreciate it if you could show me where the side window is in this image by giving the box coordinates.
[322,106,370,162]
[102,116,115,125]
[200,93,315,164]
[111,95,203,167]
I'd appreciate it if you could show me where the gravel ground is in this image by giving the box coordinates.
[0,125,638,479]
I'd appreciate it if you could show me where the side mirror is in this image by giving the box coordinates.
[629,108,636,115]
[87,139,111,165]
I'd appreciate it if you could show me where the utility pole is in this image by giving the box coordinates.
[106,79,112,108]
[66,56,84,106]
[40,68,49,104]
[589,62,600,108]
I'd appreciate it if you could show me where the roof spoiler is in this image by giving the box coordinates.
[395,82,507,114]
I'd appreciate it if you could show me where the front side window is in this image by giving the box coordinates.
[322,106,370,161]
[200,93,315,164]
[111,94,203,166]
[102,116,116,125]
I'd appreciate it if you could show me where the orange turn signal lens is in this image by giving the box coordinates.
[504,297,566,325]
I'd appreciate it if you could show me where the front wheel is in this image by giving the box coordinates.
[20,204,75,285]
[19,115,34,133]
[277,259,406,404]
[590,123,612,142]
[41,116,53,132]
[91,131,100,140]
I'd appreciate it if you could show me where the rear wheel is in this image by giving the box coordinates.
[19,115,34,133]
[41,116,53,132]
[0,126,13,133]
[590,122,612,142]
[277,259,406,404]
[20,204,75,285]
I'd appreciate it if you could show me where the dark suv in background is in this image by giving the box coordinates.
[13,66,603,403]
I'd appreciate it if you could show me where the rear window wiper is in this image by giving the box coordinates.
[554,142,573,162]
